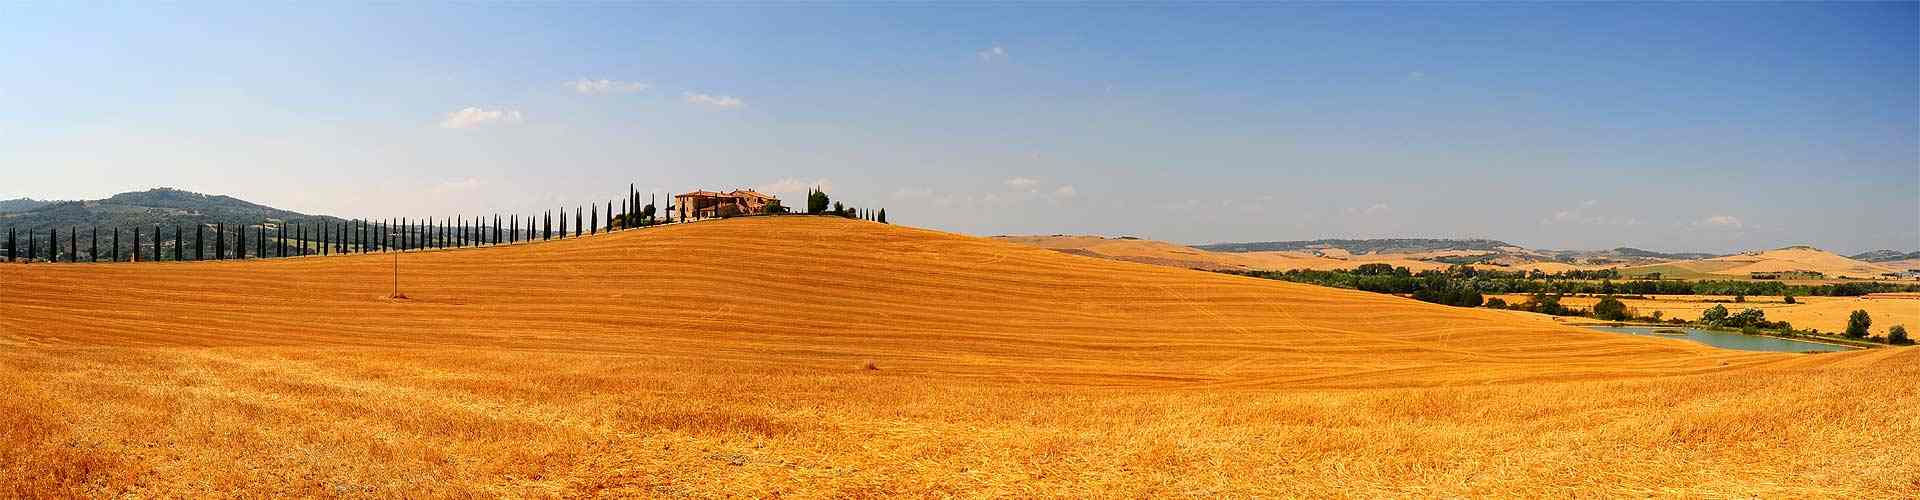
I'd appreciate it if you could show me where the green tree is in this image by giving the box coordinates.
[1783,294,1796,304]
[877,208,887,224]
[1845,310,1872,339]
[807,187,830,214]
[1701,304,1729,324]
[764,199,788,214]
[1593,297,1630,321]
[1726,308,1766,328]
[1484,297,1507,309]
[1888,325,1910,345]
[1734,294,1745,303]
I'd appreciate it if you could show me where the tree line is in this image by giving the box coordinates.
[3,184,891,263]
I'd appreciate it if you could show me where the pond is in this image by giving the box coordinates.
[1584,325,1853,353]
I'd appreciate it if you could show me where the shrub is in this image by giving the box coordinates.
[1845,310,1871,339]
[1593,297,1630,321]
[1890,325,1910,345]
[1783,294,1796,304]
[1734,294,1745,303]
[1484,297,1507,309]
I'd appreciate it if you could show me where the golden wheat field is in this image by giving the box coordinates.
[1496,294,1920,339]
[3,216,1917,497]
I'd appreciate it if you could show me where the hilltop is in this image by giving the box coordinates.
[4,216,1913,496]
[1851,250,1920,263]
[0,188,344,234]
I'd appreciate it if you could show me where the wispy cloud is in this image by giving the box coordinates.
[1003,177,1039,190]
[684,92,746,109]
[758,178,831,201]
[978,45,1007,62]
[1051,185,1077,199]
[1697,215,1743,229]
[438,107,523,129]
[1541,200,1639,226]
[566,79,648,95]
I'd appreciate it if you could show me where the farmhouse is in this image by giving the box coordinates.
[674,189,779,220]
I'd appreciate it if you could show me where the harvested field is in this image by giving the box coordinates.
[1498,293,1920,339]
[3,217,1916,496]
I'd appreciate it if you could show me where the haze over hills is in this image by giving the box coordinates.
[1008,233,1915,280]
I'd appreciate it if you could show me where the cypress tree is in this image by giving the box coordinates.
[545,211,552,240]
[154,224,162,262]
[175,226,184,261]
[133,228,141,262]
[559,208,567,239]
[28,231,36,262]
[50,228,57,263]
[113,228,120,262]
[215,224,225,260]
[90,227,98,262]
[235,225,244,259]
[510,216,517,243]
[69,226,77,262]
[195,224,204,260]
[592,204,598,235]
[6,227,15,262]
[575,207,582,237]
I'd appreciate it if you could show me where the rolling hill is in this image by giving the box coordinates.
[2,216,1914,496]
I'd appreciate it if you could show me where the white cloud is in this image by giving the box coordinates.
[890,187,933,200]
[438,107,524,129]
[757,178,832,202]
[1051,185,1077,199]
[1698,215,1743,229]
[684,92,746,109]
[566,79,648,95]
[978,45,1008,62]
[1004,177,1039,190]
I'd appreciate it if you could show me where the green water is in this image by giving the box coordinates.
[1585,325,1851,353]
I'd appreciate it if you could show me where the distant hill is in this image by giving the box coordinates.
[1196,238,1519,254]
[0,198,59,213]
[1851,250,1920,263]
[0,188,345,235]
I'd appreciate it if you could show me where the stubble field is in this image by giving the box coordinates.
[3,217,1915,496]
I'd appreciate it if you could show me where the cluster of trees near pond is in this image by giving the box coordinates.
[1220,264,1915,345]
[1225,264,1920,300]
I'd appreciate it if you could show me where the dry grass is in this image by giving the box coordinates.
[3,217,1916,496]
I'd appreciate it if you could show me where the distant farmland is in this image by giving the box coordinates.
[3,217,1914,497]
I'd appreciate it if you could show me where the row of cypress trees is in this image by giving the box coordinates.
[2,185,885,263]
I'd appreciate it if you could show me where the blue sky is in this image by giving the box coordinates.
[1,3,1914,253]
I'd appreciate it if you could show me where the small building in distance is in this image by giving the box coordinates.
[674,189,779,220]
[1749,270,1824,280]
